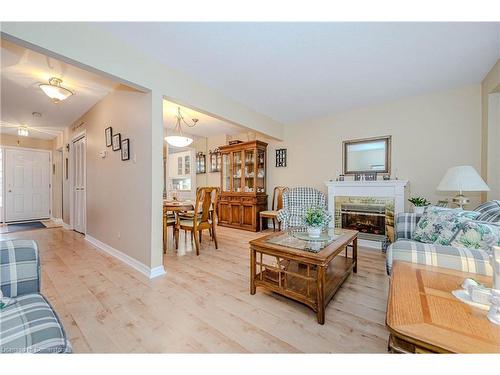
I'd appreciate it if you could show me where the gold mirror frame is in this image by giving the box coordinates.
[342,135,391,175]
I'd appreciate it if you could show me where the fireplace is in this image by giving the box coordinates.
[341,203,386,241]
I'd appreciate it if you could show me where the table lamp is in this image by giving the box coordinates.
[437,166,490,208]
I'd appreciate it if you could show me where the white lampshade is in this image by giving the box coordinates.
[437,165,490,193]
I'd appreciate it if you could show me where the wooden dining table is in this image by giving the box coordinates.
[163,200,195,256]
[163,200,194,212]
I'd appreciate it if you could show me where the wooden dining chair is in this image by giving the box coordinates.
[174,187,220,255]
[259,186,288,231]
[163,207,176,253]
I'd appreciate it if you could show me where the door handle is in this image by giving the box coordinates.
[8,190,12,193]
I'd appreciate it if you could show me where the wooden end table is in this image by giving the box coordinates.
[387,261,500,353]
[249,228,358,324]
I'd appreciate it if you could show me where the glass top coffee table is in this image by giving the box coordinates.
[249,228,358,324]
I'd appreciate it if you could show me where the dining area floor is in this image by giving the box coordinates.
[0,225,390,353]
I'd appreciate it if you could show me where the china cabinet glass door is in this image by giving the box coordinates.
[232,151,242,192]
[222,153,231,192]
[256,149,265,193]
[244,149,255,193]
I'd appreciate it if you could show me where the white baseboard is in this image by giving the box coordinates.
[62,222,72,230]
[51,217,64,225]
[85,235,166,279]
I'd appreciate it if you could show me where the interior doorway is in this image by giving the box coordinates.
[72,135,86,234]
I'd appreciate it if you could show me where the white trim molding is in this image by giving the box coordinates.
[85,235,166,279]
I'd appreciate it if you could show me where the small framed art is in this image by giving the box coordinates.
[105,126,113,147]
[112,133,121,151]
[121,138,130,161]
[275,148,287,167]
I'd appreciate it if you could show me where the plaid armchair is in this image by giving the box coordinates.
[276,187,331,230]
[0,240,71,353]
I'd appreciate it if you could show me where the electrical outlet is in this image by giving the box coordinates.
[117,232,121,239]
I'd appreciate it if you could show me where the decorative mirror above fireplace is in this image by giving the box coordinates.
[343,135,391,175]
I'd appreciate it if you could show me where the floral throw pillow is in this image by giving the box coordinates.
[411,206,480,245]
[450,221,500,253]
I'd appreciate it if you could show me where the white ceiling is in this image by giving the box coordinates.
[163,100,246,137]
[98,22,500,124]
[1,38,118,140]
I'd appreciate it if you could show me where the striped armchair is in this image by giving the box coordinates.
[0,240,71,353]
[276,187,331,230]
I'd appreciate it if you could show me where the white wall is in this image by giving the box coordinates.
[268,85,483,208]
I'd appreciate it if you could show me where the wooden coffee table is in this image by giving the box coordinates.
[387,261,500,353]
[249,228,358,324]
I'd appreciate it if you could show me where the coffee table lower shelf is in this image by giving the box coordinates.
[250,232,358,324]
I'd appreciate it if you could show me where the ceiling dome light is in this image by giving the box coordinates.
[165,107,198,148]
[164,135,194,148]
[18,125,29,137]
[39,77,74,103]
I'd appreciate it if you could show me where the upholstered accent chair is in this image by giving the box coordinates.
[0,240,71,353]
[276,187,331,230]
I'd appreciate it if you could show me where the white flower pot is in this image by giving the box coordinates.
[413,206,426,215]
[307,227,322,238]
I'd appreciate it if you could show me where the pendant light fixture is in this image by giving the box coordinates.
[39,77,74,103]
[165,106,199,148]
[18,125,29,137]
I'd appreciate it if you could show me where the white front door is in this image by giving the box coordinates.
[73,136,86,234]
[5,149,51,222]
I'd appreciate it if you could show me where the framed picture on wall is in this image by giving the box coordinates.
[121,138,130,161]
[112,133,121,151]
[105,126,113,147]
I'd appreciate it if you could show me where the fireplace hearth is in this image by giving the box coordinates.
[341,203,386,241]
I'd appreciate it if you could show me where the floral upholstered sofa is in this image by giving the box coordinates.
[386,200,500,276]
[0,240,72,353]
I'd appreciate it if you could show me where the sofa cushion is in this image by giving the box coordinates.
[411,206,480,245]
[0,293,72,353]
[474,200,500,223]
[386,239,492,276]
[450,221,500,254]
[0,240,40,298]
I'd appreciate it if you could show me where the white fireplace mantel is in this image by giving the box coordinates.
[324,179,410,229]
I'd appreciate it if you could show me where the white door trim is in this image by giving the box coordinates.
[69,130,87,234]
[1,146,52,224]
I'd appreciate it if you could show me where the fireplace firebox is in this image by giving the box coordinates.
[341,203,386,241]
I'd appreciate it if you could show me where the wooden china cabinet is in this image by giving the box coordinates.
[218,140,268,232]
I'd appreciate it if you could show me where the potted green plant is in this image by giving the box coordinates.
[408,196,430,214]
[303,207,329,238]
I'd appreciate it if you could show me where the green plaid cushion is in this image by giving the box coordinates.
[474,200,500,223]
[0,240,40,298]
[0,293,72,353]
[395,213,422,240]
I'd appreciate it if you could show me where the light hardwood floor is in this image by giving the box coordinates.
[0,226,390,353]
